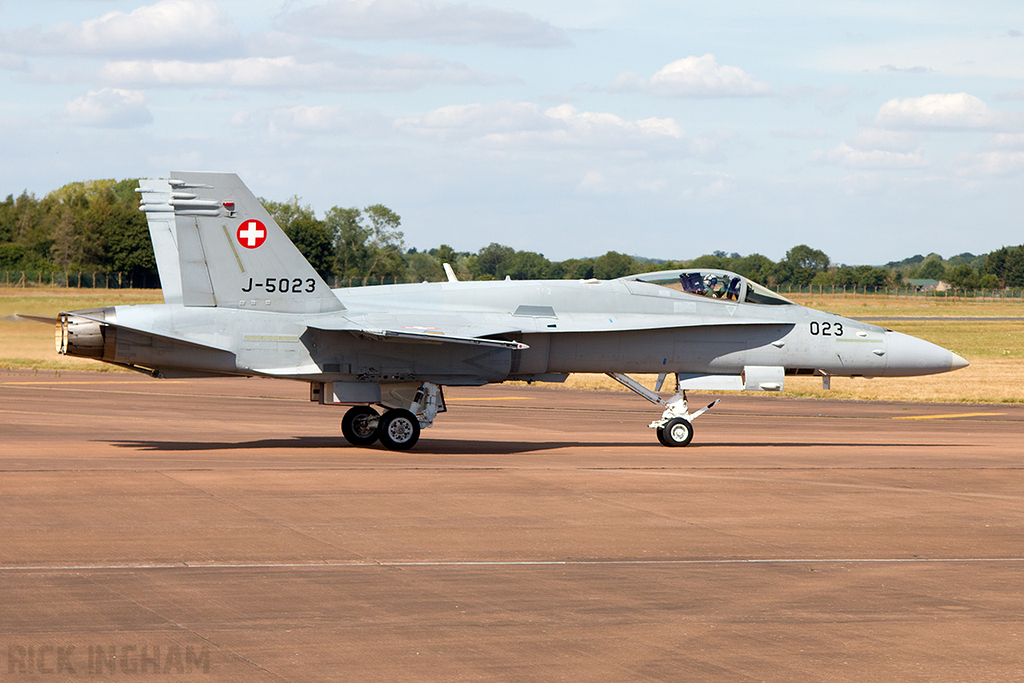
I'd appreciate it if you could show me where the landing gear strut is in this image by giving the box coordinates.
[607,373,718,447]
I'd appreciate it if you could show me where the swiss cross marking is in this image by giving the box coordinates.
[237,219,267,249]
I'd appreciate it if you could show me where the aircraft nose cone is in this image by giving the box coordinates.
[884,331,969,377]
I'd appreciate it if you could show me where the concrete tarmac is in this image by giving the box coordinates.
[2,369,1023,681]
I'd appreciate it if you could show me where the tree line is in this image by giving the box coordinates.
[1,178,1022,290]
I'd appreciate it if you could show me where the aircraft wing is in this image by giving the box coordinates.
[306,318,528,350]
[306,312,791,352]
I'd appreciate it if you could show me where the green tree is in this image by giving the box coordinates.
[260,196,335,279]
[0,243,25,268]
[547,257,594,279]
[326,207,370,279]
[946,263,978,289]
[286,216,335,280]
[432,244,457,266]
[689,254,729,270]
[363,204,405,280]
[731,253,774,283]
[981,245,1024,287]
[101,196,154,275]
[592,251,636,279]
[260,196,317,233]
[502,250,550,279]
[782,244,830,285]
[472,243,516,279]
[915,256,947,281]
[404,251,443,282]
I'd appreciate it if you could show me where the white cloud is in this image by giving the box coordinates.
[988,133,1024,150]
[995,88,1024,101]
[0,52,25,70]
[772,128,831,140]
[395,101,691,152]
[0,0,241,58]
[848,128,921,153]
[261,105,392,136]
[96,53,505,91]
[811,143,928,169]
[63,89,153,128]
[873,93,1020,131]
[277,0,570,48]
[960,151,1024,176]
[610,54,772,98]
[574,170,669,196]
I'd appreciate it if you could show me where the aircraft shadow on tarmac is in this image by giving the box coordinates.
[107,437,590,454]
[105,437,958,454]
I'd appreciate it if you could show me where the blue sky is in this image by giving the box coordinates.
[1,0,1022,265]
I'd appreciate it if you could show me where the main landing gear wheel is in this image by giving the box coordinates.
[342,406,379,446]
[657,418,693,447]
[377,409,421,451]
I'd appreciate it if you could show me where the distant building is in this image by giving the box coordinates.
[908,279,950,291]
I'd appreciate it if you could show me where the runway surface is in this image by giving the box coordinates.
[2,369,1023,681]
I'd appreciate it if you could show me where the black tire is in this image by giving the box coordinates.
[342,406,379,446]
[657,418,693,447]
[377,409,420,451]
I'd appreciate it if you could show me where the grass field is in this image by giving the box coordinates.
[3,287,1022,402]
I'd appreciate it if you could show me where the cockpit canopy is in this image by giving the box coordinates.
[627,269,794,306]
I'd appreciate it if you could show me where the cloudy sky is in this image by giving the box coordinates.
[1,0,1022,264]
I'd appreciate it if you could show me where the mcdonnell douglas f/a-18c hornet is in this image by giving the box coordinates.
[41,172,968,450]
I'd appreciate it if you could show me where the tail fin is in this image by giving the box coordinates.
[139,172,344,314]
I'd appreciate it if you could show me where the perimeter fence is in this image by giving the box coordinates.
[0,271,433,290]
[3,270,1024,300]
[773,283,1024,300]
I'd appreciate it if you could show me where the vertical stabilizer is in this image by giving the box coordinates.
[142,172,344,314]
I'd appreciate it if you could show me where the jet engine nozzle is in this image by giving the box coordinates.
[56,308,117,360]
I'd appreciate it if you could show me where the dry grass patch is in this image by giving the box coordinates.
[0,287,163,371]
[787,293,1024,319]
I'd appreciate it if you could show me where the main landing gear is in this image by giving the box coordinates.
[607,373,719,447]
[340,382,441,451]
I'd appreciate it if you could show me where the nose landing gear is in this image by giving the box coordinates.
[607,373,719,447]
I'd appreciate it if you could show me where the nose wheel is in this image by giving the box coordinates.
[656,418,693,447]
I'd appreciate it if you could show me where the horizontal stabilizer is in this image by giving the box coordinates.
[14,313,58,325]
[61,311,233,354]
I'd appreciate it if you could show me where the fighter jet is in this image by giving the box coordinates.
[48,172,968,450]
